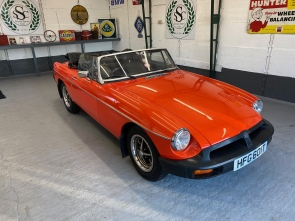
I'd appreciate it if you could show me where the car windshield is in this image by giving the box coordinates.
[99,49,176,81]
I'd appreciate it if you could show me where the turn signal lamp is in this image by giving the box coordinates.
[193,169,213,175]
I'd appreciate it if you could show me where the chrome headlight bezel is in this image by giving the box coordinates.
[171,128,191,151]
[252,100,263,113]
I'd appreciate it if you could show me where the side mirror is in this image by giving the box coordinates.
[78,71,88,78]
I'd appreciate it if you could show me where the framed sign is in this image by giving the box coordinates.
[71,5,89,25]
[98,19,118,38]
[247,0,295,34]
[90,23,102,39]
[19,37,26,44]
[165,0,196,40]
[9,37,17,45]
[59,30,76,42]
[0,0,44,35]
[30,36,41,43]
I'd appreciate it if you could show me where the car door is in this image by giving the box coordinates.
[71,55,100,123]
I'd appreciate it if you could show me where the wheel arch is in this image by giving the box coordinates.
[57,79,63,98]
[120,122,138,158]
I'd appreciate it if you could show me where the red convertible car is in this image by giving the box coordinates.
[53,48,274,181]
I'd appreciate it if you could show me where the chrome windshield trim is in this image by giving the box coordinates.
[115,55,128,76]
[99,48,169,58]
[130,67,178,78]
[103,76,129,82]
[100,66,110,77]
[96,48,177,83]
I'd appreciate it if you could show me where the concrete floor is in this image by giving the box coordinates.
[0,72,295,221]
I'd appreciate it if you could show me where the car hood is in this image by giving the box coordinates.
[121,70,262,145]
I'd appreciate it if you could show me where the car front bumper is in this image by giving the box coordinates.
[158,119,274,179]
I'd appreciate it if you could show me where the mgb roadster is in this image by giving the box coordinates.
[53,48,274,181]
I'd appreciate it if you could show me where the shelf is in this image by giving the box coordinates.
[0,38,121,50]
[0,38,121,76]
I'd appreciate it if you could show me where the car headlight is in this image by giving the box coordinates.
[252,100,263,113]
[171,128,191,151]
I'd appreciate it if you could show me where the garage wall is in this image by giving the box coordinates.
[111,0,295,103]
[218,0,295,78]
[112,0,221,70]
[0,0,112,75]
[112,0,295,78]
[110,1,147,51]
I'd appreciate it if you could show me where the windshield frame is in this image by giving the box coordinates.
[96,48,177,84]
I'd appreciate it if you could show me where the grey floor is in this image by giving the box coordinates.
[0,72,295,221]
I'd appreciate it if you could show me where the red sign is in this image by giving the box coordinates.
[58,30,76,42]
[0,34,9,46]
[133,0,142,5]
[249,0,287,10]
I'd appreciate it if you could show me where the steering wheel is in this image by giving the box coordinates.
[111,67,124,77]
[44,30,57,42]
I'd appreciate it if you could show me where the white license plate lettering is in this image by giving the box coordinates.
[234,142,267,171]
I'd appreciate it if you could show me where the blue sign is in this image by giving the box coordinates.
[134,16,144,38]
[110,0,124,6]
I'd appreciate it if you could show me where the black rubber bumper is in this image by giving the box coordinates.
[158,119,274,179]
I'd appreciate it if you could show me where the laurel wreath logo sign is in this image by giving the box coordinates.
[22,0,40,31]
[166,0,177,34]
[166,0,196,39]
[183,0,195,35]
[1,0,17,31]
[0,0,41,34]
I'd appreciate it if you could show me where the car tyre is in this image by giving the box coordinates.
[61,82,80,114]
[127,126,168,181]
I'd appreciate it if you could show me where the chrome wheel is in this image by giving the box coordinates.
[130,134,153,172]
[62,85,71,108]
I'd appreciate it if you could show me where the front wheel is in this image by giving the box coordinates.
[61,82,80,114]
[127,126,167,181]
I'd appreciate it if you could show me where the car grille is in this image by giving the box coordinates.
[208,120,270,163]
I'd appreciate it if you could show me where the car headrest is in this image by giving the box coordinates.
[122,53,134,61]
[65,52,82,69]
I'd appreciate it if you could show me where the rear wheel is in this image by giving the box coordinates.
[127,126,167,181]
[61,82,80,113]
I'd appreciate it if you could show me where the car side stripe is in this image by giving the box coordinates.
[54,68,171,141]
